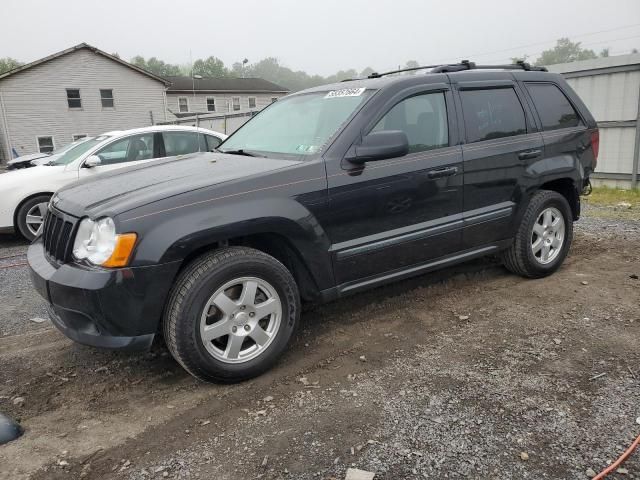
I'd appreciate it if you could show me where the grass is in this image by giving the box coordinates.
[585,186,640,206]
[582,186,640,221]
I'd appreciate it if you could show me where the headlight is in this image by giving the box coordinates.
[72,217,137,267]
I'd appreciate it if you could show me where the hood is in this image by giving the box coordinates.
[7,152,49,165]
[54,152,301,218]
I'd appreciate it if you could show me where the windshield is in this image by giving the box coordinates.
[49,136,111,165]
[219,88,373,158]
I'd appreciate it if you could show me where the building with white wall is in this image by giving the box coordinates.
[0,43,170,163]
[164,76,288,118]
[548,54,640,189]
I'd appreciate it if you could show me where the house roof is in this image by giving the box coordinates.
[0,43,171,85]
[165,76,289,93]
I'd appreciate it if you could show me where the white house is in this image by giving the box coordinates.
[164,76,289,117]
[0,43,170,163]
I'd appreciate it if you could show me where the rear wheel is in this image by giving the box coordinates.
[502,190,573,278]
[163,247,300,383]
[16,195,51,241]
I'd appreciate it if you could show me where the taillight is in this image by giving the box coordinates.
[590,129,599,169]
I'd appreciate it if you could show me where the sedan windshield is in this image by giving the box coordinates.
[49,136,111,165]
[219,89,373,158]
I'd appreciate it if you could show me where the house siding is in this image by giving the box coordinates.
[165,92,284,117]
[0,48,167,162]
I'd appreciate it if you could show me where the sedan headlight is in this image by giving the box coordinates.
[73,217,137,267]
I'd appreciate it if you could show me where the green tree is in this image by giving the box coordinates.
[0,57,22,75]
[192,56,228,77]
[130,55,182,76]
[535,38,597,66]
[599,48,610,58]
[405,60,420,69]
[360,67,376,77]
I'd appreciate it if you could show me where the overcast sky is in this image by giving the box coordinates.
[2,0,640,75]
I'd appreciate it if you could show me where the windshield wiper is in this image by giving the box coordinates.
[217,148,262,157]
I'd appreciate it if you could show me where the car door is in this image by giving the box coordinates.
[326,88,464,288]
[452,78,543,249]
[79,132,162,176]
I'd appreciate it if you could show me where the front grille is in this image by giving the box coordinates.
[42,208,76,263]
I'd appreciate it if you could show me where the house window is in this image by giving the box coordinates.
[206,97,216,112]
[248,97,257,109]
[178,97,189,113]
[66,89,81,109]
[232,97,241,111]
[72,134,87,141]
[271,97,278,103]
[37,136,55,153]
[100,89,114,108]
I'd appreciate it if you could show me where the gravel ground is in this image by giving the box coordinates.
[0,201,638,480]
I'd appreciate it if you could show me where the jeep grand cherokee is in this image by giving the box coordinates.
[28,61,598,382]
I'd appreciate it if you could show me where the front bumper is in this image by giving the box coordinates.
[28,239,181,351]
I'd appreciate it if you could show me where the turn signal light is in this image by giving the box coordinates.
[102,233,138,268]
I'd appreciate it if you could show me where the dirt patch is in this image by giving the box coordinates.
[1,226,639,479]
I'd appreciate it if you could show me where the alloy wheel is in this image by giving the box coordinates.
[199,277,282,364]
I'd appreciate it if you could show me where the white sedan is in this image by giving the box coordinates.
[0,125,227,240]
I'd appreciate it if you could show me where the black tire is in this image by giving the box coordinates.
[502,190,573,278]
[16,194,51,241]
[163,247,300,383]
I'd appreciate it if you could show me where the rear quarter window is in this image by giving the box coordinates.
[525,83,583,131]
[459,88,526,143]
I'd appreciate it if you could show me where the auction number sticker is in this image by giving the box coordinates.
[324,87,366,99]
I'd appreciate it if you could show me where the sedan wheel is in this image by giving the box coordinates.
[16,195,51,241]
[25,202,49,238]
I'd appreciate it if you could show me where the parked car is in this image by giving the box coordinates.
[28,62,598,383]
[6,139,90,170]
[0,125,227,240]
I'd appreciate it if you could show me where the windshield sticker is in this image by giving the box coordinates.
[324,87,366,99]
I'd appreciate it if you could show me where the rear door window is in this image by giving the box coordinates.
[525,83,583,131]
[460,88,526,143]
[163,131,200,156]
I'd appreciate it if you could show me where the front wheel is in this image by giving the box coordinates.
[163,247,300,383]
[16,195,51,241]
[502,190,573,278]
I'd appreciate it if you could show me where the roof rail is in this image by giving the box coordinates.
[367,60,547,78]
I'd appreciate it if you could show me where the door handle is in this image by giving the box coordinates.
[518,149,542,160]
[427,166,458,179]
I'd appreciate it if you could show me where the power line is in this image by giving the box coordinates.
[431,23,640,64]
[479,33,640,64]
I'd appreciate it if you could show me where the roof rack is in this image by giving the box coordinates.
[366,60,547,79]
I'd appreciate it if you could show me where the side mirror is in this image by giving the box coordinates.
[84,155,102,168]
[346,130,409,164]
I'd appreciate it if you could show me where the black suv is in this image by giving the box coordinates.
[28,61,598,382]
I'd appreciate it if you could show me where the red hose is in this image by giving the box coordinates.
[0,262,27,270]
[593,432,640,479]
